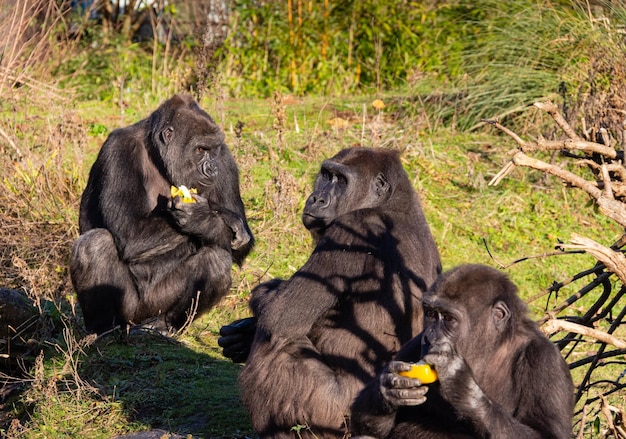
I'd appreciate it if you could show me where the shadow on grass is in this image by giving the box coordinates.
[79,329,254,438]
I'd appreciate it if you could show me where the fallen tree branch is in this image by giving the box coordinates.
[541,319,626,349]
[559,234,626,284]
[483,118,617,157]
[490,151,626,227]
[533,101,581,141]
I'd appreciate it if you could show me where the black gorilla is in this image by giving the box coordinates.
[351,264,574,439]
[70,94,254,334]
[234,147,441,438]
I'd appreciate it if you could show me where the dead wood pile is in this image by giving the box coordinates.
[487,101,626,437]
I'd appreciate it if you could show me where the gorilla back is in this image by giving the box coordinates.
[71,94,253,334]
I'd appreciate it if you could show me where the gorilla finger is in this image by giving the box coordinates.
[220,345,249,363]
[222,343,249,358]
[170,196,183,210]
[397,395,427,407]
[217,334,245,347]
[191,193,209,206]
[219,317,257,335]
[384,388,428,405]
[387,360,413,374]
[228,351,249,363]
[382,372,422,389]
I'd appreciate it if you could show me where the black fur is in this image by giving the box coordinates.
[351,264,575,439]
[237,148,441,438]
[70,94,253,334]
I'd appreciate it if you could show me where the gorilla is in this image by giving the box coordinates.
[227,147,441,438]
[351,264,574,439]
[70,94,254,334]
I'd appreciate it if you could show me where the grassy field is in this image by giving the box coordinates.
[0,88,624,438]
[1,2,625,435]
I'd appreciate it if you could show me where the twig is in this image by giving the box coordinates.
[482,237,583,269]
[600,395,626,438]
[177,290,201,336]
[576,404,588,439]
[493,151,626,227]
[0,126,23,159]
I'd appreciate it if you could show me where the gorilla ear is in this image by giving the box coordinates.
[160,126,174,144]
[492,300,511,332]
[373,173,390,198]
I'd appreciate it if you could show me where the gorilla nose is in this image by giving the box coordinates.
[202,159,218,178]
[312,194,329,207]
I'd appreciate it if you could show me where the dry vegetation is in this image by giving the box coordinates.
[1,0,626,437]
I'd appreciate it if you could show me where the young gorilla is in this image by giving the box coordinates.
[70,94,253,334]
[351,264,574,439]
[236,148,442,438]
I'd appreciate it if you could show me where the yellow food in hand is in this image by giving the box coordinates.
[398,361,438,383]
[170,185,197,203]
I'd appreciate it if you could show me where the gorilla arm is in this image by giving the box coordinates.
[94,133,247,263]
[91,133,192,264]
[169,193,251,251]
[422,337,567,439]
[255,214,388,338]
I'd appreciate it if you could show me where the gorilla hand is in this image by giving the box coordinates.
[221,211,252,250]
[169,192,211,229]
[218,316,257,363]
[379,361,429,409]
[169,194,250,250]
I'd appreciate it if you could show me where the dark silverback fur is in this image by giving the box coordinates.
[70,94,253,334]
[351,264,574,439]
[238,147,441,438]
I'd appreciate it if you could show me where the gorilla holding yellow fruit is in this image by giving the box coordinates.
[70,95,253,334]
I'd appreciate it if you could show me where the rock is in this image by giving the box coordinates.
[0,288,39,360]
[112,429,190,439]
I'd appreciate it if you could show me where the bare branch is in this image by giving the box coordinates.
[496,152,626,227]
[483,119,527,148]
[533,101,581,141]
[541,319,626,349]
[533,138,617,158]
[559,234,626,284]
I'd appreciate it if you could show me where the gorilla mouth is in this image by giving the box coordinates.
[302,213,329,230]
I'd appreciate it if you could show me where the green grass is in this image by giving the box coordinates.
[2,92,623,438]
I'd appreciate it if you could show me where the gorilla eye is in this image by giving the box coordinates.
[424,308,437,319]
[321,169,332,181]
[443,313,455,322]
[336,174,347,185]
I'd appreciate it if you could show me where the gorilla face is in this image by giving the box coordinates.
[302,151,392,237]
[150,95,226,189]
[190,134,223,186]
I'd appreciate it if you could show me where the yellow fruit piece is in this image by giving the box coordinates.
[170,185,197,203]
[372,99,386,110]
[398,361,438,383]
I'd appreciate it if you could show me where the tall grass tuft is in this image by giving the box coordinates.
[0,0,67,99]
[421,0,626,133]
